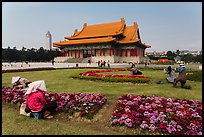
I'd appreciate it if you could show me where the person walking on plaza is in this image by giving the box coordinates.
[173,64,187,88]
[107,60,110,68]
[97,60,100,67]
[100,60,103,67]
[25,80,57,119]
[51,60,55,65]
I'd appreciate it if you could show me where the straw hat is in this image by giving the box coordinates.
[11,76,21,84]
[179,63,185,67]
[25,80,47,95]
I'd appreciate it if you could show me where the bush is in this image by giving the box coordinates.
[186,70,202,82]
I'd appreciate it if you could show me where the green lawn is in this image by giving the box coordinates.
[2,68,202,135]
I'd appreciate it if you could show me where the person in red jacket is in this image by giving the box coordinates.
[25,80,57,119]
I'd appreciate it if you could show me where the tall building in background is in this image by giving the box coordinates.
[46,31,52,50]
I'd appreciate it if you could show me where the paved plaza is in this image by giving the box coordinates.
[2,62,202,70]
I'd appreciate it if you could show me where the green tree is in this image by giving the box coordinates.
[166,51,176,60]
[176,49,180,56]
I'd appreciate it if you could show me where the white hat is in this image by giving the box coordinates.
[12,76,20,84]
[179,63,185,67]
[25,80,47,95]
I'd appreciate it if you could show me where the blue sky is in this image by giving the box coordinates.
[2,2,202,52]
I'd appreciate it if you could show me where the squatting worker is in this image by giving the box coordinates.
[12,76,31,89]
[173,63,187,88]
[25,80,57,119]
[164,66,177,83]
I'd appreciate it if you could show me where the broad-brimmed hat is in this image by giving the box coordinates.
[11,76,21,84]
[179,63,185,67]
[25,80,47,95]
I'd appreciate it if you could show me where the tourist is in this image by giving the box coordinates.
[103,60,106,67]
[144,62,147,68]
[173,64,187,88]
[52,60,55,65]
[25,80,57,119]
[107,60,110,68]
[131,63,135,68]
[97,60,100,67]
[131,65,142,75]
[100,60,103,67]
[12,76,31,89]
[164,66,177,83]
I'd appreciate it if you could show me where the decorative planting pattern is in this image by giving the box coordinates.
[81,69,149,79]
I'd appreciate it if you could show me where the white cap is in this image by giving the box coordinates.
[25,80,47,95]
[180,63,185,67]
[12,76,20,84]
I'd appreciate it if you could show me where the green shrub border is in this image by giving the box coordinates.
[186,70,202,82]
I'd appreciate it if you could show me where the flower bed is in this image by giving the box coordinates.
[2,67,56,73]
[2,86,107,119]
[70,68,150,84]
[81,69,149,79]
[111,94,202,135]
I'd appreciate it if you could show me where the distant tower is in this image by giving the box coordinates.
[46,31,52,50]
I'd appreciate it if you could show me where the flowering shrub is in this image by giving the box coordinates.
[111,94,202,135]
[2,67,56,73]
[2,86,107,119]
[81,69,149,79]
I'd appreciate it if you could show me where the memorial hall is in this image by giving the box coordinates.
[53,18,150,63]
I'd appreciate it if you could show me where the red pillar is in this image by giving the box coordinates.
[109,48,111,56]
[134,48,137,56]
[75,50,77,58]
[125,48,127,57]
[71,49,73,57]
[90,48,92,57]
[130,49,132,57]
[112,48,115,55]
[78,49,80,58]
[103,48,106,56]
[120,49,122,57]
[82,50,84,58]
[100,48,102,56]
[86,50,88,57]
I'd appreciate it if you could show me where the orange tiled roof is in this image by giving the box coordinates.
[53,18,150,48]
[65,18,125,40]
[117,22,139,44]
[53,37,116,46]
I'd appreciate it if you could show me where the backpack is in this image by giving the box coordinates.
[20,102,31,117]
